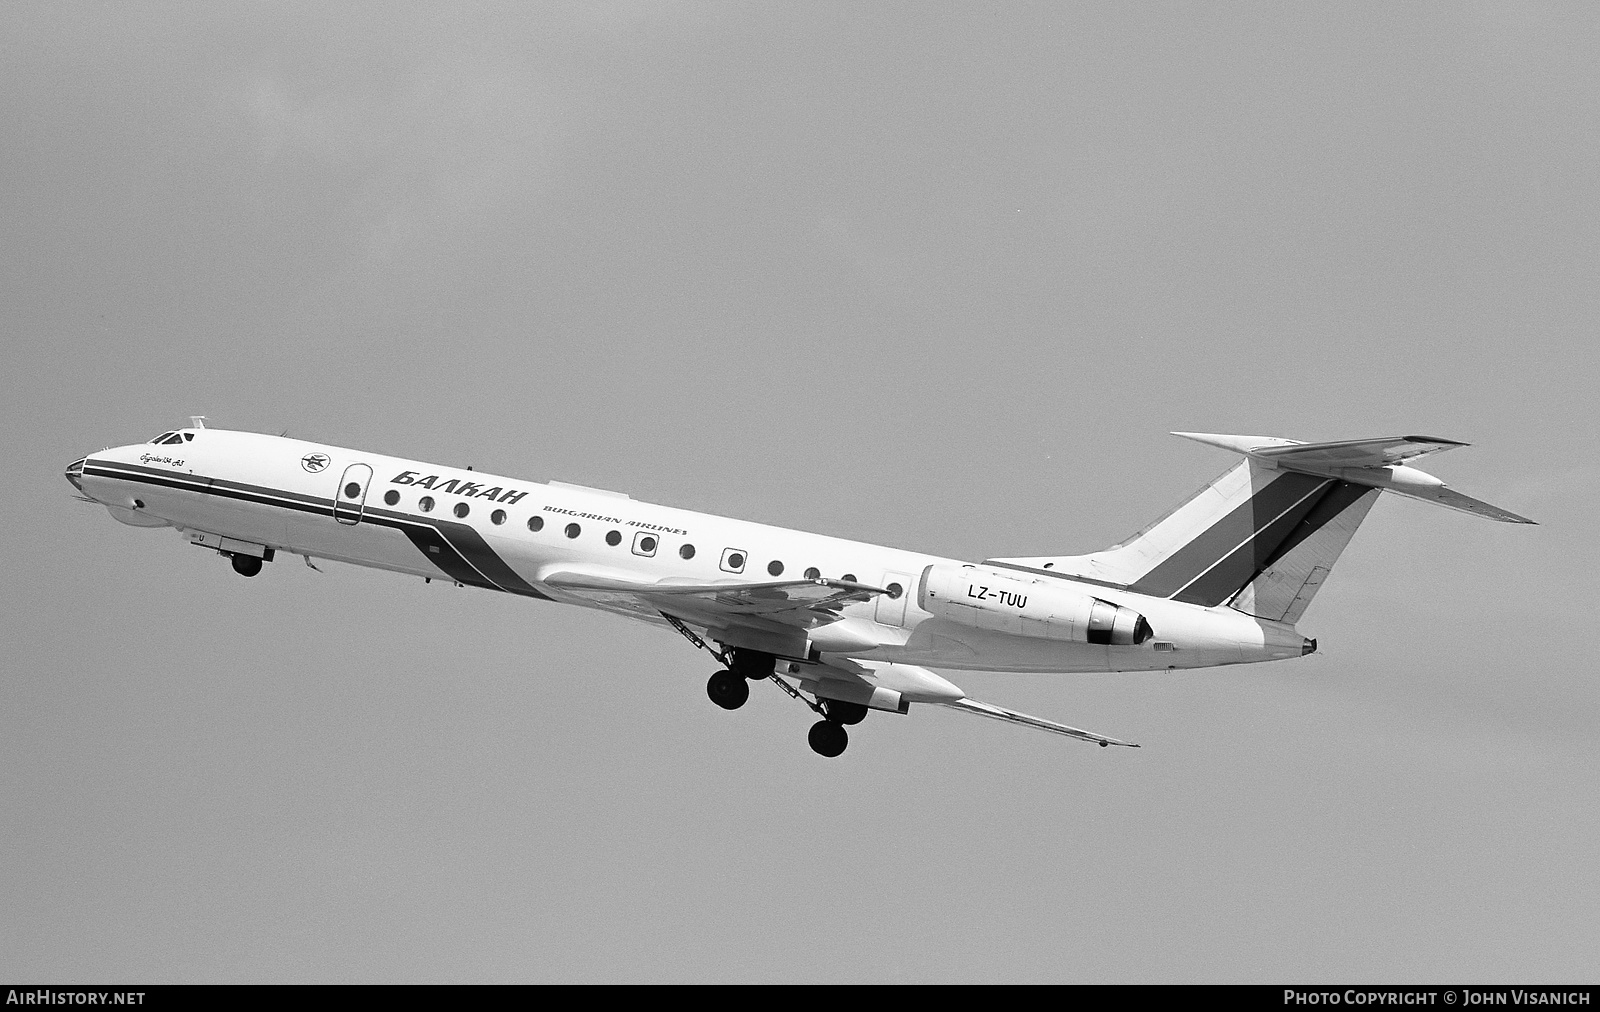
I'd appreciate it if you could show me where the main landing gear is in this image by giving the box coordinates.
[664,613,860,758]
[704,645,777,710]
[705,669,749,710]
[807,719,847,758]
[806,699,867,757]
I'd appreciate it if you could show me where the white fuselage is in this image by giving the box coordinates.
[72,428,1309,673]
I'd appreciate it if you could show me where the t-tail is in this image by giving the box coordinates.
[987,433,1533,626]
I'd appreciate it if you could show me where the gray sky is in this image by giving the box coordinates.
[4,2,1596,982]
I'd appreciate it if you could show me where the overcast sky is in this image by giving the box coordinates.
[4,2,1597,982]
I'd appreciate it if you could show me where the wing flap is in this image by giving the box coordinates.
[539,566,891,623]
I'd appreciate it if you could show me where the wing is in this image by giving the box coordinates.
[932,697,1139,748]
[539,565,891,629]
[1250,434,1468,468]
[794,659,1138,747]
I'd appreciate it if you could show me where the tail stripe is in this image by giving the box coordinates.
[1166,479,1336,605]
[987,431,1522,624]
[1251,480,1373,576]
[1126,472,1326,599]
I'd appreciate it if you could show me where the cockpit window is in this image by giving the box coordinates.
[150,431,177,444]
[182,432,194,441]
[160,433,185,445]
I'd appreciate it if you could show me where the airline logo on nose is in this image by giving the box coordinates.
[302,453,330,472]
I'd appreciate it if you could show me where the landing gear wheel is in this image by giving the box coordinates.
[230,554,262,577]
[808,720,848,757]
[706,670,749,710]
[823,700,868,726]
[730,649,774,681]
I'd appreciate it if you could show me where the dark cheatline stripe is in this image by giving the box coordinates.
[427,519,551,599]
[1128,471,1327,599]
[88,461,551,600]
[1171,481,1336,606]
[208,474,327,508]
[85,461,212,495]
[87,462,321,512]
[1254,481,1377,575]
[393,524,503,592]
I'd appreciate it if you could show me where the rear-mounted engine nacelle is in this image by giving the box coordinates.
[918,564,1153,646]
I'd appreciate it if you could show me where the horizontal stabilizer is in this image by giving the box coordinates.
[933,697,1138,748]
[989,429,1530,624]
[1171,431,1534,524]
[1390,484,1536,524]
[1172,432,1468,468]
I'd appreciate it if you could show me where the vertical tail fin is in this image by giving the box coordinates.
[1225,483,1378,623]
[986,430,1532,623]
[990,458,1373,617]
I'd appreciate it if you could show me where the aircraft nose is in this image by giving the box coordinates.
[65,457,87,493]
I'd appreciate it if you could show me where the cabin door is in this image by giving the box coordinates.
[874,571,912,626]
[333,463,374,525]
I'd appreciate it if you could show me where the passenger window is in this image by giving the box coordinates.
[605,530,621,546]
[565,523,581,539]
[720,548,747,574]
[632,532,658,557]
[887,583,903,599]
[419,496,435,512]
[528,515,544,532]
[804,567,820,580]
[679,544,696,560]
[454,503,470,518]
[345,482,362,499]
[383,490,399,506]
[491,509,506,525]
[767,560,784,577]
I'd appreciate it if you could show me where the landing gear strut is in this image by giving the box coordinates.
[661,612,856,758]
[230,554,262,577]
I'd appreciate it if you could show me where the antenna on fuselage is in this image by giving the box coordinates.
[190,416,206,428]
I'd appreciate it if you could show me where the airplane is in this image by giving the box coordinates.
[64,419,1533,757]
